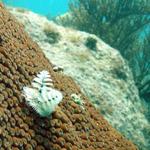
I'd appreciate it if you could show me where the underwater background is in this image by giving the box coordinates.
[3,0,69,17]
[1,0,150,150]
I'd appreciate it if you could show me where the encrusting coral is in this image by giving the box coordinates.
[0,3,138,150]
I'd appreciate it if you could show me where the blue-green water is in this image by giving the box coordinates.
[3,0,69,17]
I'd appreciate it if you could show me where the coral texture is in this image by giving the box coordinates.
[0,4,137,150]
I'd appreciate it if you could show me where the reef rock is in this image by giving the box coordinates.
[0,4,138,150]
[8,7,150,150]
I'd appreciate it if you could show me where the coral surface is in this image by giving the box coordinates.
[0,4,137,150]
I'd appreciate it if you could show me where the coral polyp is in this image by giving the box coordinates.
[23,70,63,117]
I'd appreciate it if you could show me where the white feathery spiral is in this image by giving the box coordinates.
[23,70,63,117]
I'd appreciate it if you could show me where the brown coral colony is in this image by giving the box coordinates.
[0,3,137,150]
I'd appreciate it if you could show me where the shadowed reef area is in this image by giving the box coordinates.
[0,4,137,150]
